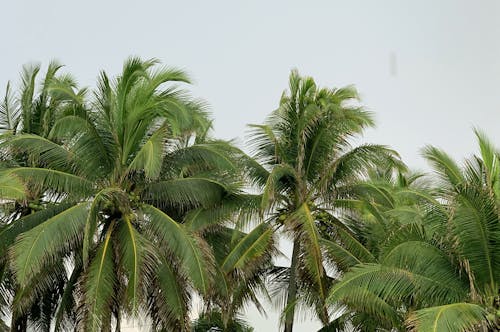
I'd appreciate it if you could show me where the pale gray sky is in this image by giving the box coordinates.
[3,1,500,330]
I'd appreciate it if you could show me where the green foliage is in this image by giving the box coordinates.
[1,59,498,332]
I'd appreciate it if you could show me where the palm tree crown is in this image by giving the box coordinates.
[1,57,243,331]
[246,69,402,331]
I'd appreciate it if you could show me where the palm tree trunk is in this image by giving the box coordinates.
[115,312,121,332]
[284,238,300,332]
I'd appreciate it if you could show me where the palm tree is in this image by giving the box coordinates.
[320,168,439,331]
[1,57,242,331]
[0,61,87,332]
[326,130,500,331]
[245,70,402,332]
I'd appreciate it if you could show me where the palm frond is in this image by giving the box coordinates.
[422,146,464,190]
[0,171,26,200]
[3,167,94,197]
[142,204,214,294]
[289,204,327,300]
[452,184,500,290]
[127,127,168,179]
[11,202,89,285]
[142,177,228,210]
[148,259,191,331]
[221,223,275,273]
[0,82,20,132]
[3,134,74,172]
[0,203,74,255]
[82,223,116,331]
[406,303,489,332]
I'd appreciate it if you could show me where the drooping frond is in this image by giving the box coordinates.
[127,127,168,179]
[328,260,467,312]
[452,184,500,290]
[0,203,75,255]
[321,144,405,194]
[221,223,275,274]
[116,215,153,314]
[3,167,94,197]
[0,171,25,200]
[321,237,368,272]
[49,115,116,178]
[406,303,489,332]
[54,264,81,332]
[10,202,89,286]
[148,258,191,331]
[82,224,116,332]
[422,146,464,190]
[3,134,74,172]
[261,164,296,211]
[142,204,214,294]
[289,204,327,301]
[143,177,228,210]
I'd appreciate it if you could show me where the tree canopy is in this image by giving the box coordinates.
[0,59,498,332]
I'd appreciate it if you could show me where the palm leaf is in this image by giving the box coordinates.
[221,223,274,273]
[289,203,327,300]
[4,134,74,172]
[406,303,489,332]
[127,127,168,179]
[4,167,94,196]
[142,204,214,294]
[83,223,116,331]
[152,259,191,331]
[0,171,26,200]
[422,146,464,189]
[0,203,74,255]
[0,82,20,131]
[143,177,227,209]
[11,202,89,285]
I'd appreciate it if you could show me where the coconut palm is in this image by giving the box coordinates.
[245,70,402,332]
[0,61,87,332]
[1,57,243,331]
[326,131,500,331]
[321,168,441,331]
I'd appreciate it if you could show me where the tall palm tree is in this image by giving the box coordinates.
[1,57,241,331]
[326,130,500,331]
[246,70,402,332]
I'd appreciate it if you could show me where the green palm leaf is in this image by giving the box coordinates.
[406,303,489,332]
[127,127,168,179]
[83,224,116,331]
[11,202,89,285]
[290,203,327,299]
[142,204,214,294]
[143,177,227,209]
[4,167,93,196]
[0,171,25,200]
[221,223,274,273]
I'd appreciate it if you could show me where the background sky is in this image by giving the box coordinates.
[2,1,500,330]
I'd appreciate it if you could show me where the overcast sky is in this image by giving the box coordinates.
[3,1,500,330]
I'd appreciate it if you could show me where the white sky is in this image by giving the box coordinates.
[3,1,500,330]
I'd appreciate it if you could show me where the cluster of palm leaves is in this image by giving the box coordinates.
[322,133,500,331]
[0,59,498,332]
